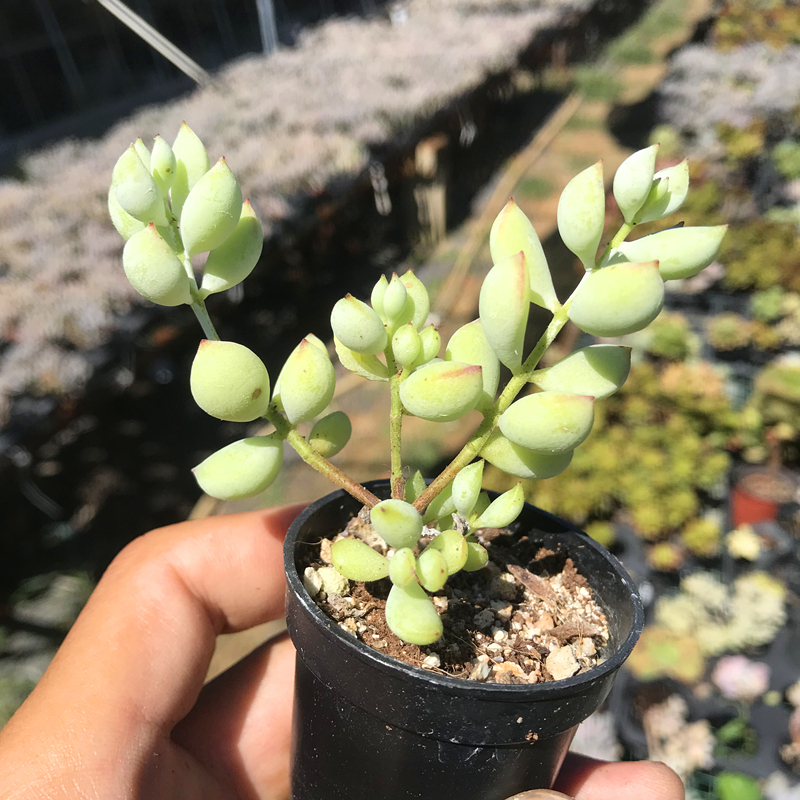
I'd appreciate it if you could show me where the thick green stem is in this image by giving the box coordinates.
[413,307,570,513]
[266,409,381,508]
[385,348,405,500]
[191,298,220,341]
[596,221,635,268]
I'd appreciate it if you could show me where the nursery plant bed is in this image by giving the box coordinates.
[284,482,643,800]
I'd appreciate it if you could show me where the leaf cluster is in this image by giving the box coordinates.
[110,128,725,645]
[512,362,735,542]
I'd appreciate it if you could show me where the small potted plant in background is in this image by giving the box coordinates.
[108,128,726,799]
[731,362,800,527]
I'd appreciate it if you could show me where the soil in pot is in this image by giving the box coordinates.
[301,515,610,684]
[285,484,643,800]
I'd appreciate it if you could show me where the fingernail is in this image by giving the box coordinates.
[504,791,573,800]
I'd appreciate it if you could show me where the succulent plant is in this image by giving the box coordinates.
[109,128,723,645]
[644,311,697,361]
[626,626,705,683]
[707,312,752,352]
[646,541,684,572]
[711,655,770,703]
[655,571,786,656]
[679,517,722,558]
[751,287,787,323]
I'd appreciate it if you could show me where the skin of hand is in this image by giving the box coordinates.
[0,506,685,800]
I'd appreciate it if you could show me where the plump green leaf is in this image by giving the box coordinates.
[331,295,388,355]
[273,338,335,424]
[426,529,469,575]
[531,345,631,399]
[190,340,271,422]
[480,430,573,479]
[308,411,352,458]
[472,484,525,529]
[371,499,423,549]
[445,321,500,414]
[417,548,448,592]
[384,274,410,327]
[479,252,530,370]
[392,324,421,368]
[411,324,441,368]
[421,481,455,524]
[370,274,388,320]
[122,223,192,307]
[400,361,483,422]
[331,538,390,581]
[615,225,727,281]
[613,145,658,223]
[499,393,595,454]
[200,200,264,297]
[134,137,150,170]
[171,122,211,219]
[112,144,168,226]
[635,160,689,224]
[462,539,489,572]
[333,336,389,382]
[452,460,484,518]
[151,134,177,196]
[557,161,605,269]
[490,198,557,311]
[108,186,146,241]
[389,547,417,587]
[399,270,430,331]
[180,157,243,256]
[193,434,283,500]
[568,261,664,336]
[385,582,443,645]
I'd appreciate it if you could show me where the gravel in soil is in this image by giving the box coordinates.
[301,516,609,684]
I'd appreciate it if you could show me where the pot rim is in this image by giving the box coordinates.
[285,481,644,701]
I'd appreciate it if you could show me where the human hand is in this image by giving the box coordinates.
[0,507,684,800]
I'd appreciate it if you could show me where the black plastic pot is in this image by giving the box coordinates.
[284,481,644,800]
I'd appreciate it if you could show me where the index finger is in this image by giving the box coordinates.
[18,504,304,736]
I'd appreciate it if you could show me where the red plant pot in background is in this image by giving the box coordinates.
[731,468,797,527]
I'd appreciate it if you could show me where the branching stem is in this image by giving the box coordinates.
[413,306,570,513]
[266,409,380,507]
[411,218,637,515]
[596,221,634,268]
[191,298,220,341]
